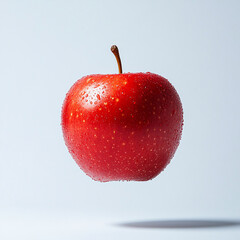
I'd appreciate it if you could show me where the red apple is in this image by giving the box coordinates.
[61,46,183,182]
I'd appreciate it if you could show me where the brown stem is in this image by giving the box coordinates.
[111,45,122,74]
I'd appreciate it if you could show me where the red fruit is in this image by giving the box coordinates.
[61,46,183,182]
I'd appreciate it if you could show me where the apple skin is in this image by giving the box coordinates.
[61,72,183,182]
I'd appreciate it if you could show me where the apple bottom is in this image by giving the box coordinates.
[72,154,171,182]
[65,132,178,182]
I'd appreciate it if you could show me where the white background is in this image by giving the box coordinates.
[0,0,240,239]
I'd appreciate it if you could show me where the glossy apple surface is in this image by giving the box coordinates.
[62,72,183,182]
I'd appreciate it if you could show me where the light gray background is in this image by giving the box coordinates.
[0,0,240,239]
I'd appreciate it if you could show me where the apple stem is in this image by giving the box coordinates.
[111,45,122,74]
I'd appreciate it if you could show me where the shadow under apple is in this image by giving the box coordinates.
[115,219,240,229]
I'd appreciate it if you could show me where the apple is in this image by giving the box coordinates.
[61,45,183,182]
